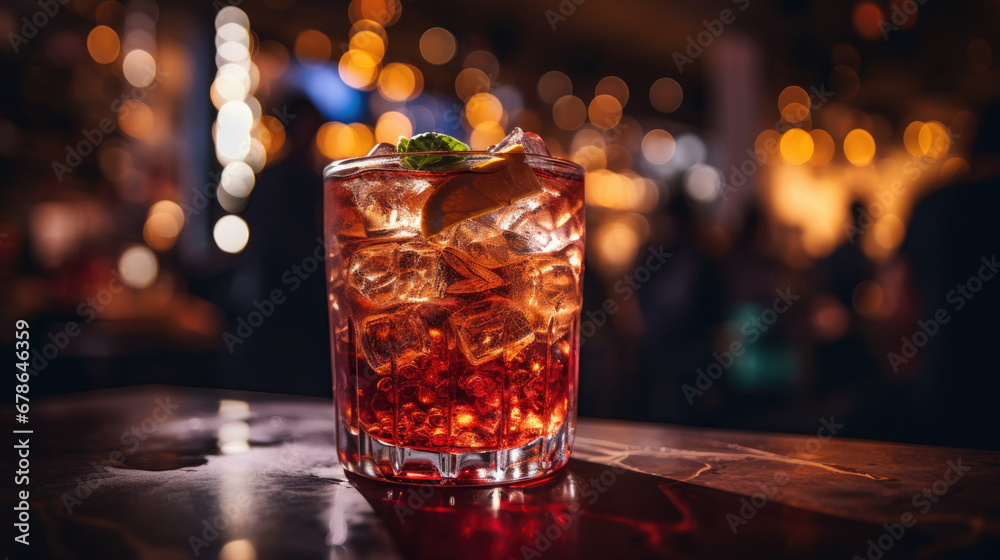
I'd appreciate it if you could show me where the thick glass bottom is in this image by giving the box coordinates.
[337,419,573,485]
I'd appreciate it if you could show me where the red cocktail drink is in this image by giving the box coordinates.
[324,130,584,484]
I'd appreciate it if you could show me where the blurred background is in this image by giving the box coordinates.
[2,0,998,449]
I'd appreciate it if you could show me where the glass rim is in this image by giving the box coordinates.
[323,151,585,178]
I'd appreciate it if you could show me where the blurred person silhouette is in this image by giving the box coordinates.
[220,96,331,396]
[890,104,1000,449]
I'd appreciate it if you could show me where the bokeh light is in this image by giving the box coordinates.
[143,200,185,251]
[218,101,253,131]
[220,162,256,198]
[118,245,158,288]
[338,49,379,90]
[465,93,503,127]
[374,111,413,144]
[778,86,810,114]
[213,215,250,254]
[649,78,683,113]
[852,280,883,317]
[553,95,586,130]
[903,121,924,157]
[118,100,155,139]
[143,213,180,250]
[122,49,156,87]
[588,94,623,129]
[852,2,885,41]
[455,68,490,101]
[595,220,641,269]
[294,29,332,64]
[419,27,456,65]
[871,214,905,250]
[755,130,782,165]
[87,26,120,64]
[844,129,876,166]
[641,129,676,165]
[780,128,814,165]
[940,157,970,181]
[215,6,249,29]
[684,164,722,202]
[595,76,629,106]
[918,121,951,159]
[573,145,607,171]
[470,122,506,150]
[781,103,809,124]
[463,50,500,80]
[378,63,422,102]
[537,71,572,104]
[349,31,384,64]
[354,0,398,26]
[316,121,375,159]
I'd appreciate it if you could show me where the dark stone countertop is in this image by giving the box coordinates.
[8,385,999,559]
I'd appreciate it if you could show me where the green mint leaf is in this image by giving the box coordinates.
[397,132,470,170]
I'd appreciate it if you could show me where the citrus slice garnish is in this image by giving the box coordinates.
[420,144,542,238]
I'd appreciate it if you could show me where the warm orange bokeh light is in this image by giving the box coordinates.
[378,63,415,101]
[781,102,810,123]
[844,129,876,166]
[778,86,810,113]
[374,111,413,144]
[588,94,623,129]
[455,68,490,101]
[316,121,375,159]
[338,49,379,90]
[349,30,385,62]
[119,100,155,139]
[595,76,629,106]
[470,122,506,150]
[466,93,503,127]
[780,128,814,165]
[649,78,683,113]
[419,27,456,65]
[537,71,573,104]
[294,29,332,63]
[852,2,885,41]
[87,25,120,64]
[553,95,586,131]
[755,130,782,166]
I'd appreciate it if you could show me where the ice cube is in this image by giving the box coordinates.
[345,173,429,237]
[359,311,430,372]
[348,244,396,306]
[490,191,583,254]
[348,243,444,307]
[448,219,523,269]
[449,297,535,365]
[517,257,581,338]
[488,127,550,156]
[395,244,445,302]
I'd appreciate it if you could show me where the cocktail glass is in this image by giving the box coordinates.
[324,131,584,484]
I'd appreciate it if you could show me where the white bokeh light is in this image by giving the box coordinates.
[213,215,250,254]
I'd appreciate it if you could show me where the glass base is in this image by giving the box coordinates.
[338,420,573,485]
